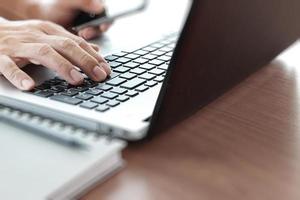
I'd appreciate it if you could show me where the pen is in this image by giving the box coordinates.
[73,0,149,32]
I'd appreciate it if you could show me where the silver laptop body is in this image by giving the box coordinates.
[0,63,163,140]
[0,0,190,140]
[1,0,299,141]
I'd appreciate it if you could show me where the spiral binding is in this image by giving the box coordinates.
[0,104,114,145]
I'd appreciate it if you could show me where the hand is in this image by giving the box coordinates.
[34,0,112,40]
[0,19,111,90]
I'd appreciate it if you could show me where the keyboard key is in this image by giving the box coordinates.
[115,57,131,64]
[154,76,165,82]
[158,64,169,70]
[145,81,158,87]
[106,77,127,86]
[139,63,156,70]
[80,102,98,109]
[113,52,127,57]
[134,50,148,56]
[142,54,157,60]
[86,88,103,96]
[126,91,139,97]
[82,79,98,87]
[130,68,146,75]
[113,66,130,73]
[160,39,172,45]
[34,90,55,97]
[108,72,119,80]
[142,46,157,52]
[101,92,119,99]
[124,62,139,69]
[151,50,165,56]
[150,43,165,48]
[157,55,171,62]
[166,52,173,57]
[51,95,82,105]
[135,85,149,92]
[109,61,122,68]
[149,68,165,76]
[107,100,120,107]
[57,81,72,89]
[167,45,175,49]
[121,78,146,89]
[50,85,66,92]
[149,60,165,66]
[45,78,63,85]
[116,95,130,102]
[74,85,89,92]
[36,83,51,90]
[91,96,109,104]
[105,55,118,61]
[61,89,79,96]
[160,46,174,52]
[96,84,113,91]
[76,93,93,100]
[125,54,140,59]
[111,88,128,95]
[167,43,176,48]
[133,58,148,64]
[139,73,156,80]
[96,105,110,112]
[120,72,137,80]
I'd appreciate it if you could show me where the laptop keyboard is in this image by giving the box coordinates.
[28,34,178,113]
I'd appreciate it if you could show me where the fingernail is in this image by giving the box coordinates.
[83,29,96,40]
[70,69,84,83]
[21,79,34,90]
[93,66,107,81]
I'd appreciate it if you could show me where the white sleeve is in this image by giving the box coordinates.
[0,17,7,22]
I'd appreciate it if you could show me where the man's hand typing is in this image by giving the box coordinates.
[0,19,111,90]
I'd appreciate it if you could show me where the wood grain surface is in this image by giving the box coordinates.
[81,42,300,200]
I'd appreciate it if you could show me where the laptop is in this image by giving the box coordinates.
[0,0,299,141]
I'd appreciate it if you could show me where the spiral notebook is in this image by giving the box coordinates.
[0,104,126,200]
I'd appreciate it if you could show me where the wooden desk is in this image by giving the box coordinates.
[81,41,300,200]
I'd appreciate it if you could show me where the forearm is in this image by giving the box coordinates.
[0,0,40,20]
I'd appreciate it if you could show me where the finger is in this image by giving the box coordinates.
[0,55,34,90]
[89,43,100,51]
[41,36,108,81]
[78,27,100,40]
[37,22,111,75]
[78,23,111,40]
[17,44,84,85]
[52,29,111,75]
[100,23,112,32]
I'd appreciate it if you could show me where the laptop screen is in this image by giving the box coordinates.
[148,0,300,137]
